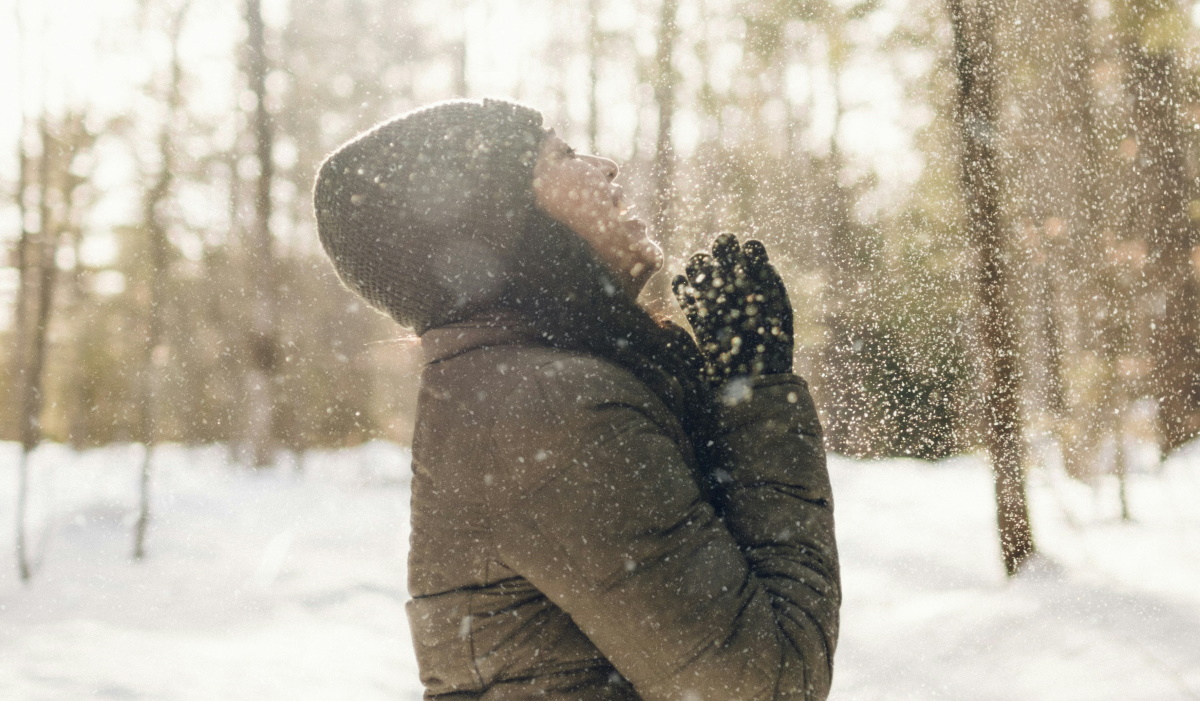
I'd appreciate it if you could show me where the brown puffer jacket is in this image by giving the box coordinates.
[407,315,840,700]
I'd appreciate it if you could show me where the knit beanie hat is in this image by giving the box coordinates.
[313,98,548,333]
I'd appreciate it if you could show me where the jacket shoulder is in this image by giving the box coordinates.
[429,343,658,410]
[464,347,679,491]
[502,348,671,428]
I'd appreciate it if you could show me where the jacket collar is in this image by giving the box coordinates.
[420,310,543,365]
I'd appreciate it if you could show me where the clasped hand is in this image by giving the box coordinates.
[673,233,794,389]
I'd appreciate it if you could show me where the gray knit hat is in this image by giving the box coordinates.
[313,98,547,333]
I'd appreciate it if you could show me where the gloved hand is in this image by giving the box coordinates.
[673,233,794,388]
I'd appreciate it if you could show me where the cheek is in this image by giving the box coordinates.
[538,170,609,227]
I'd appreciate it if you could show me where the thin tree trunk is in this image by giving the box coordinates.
[587,0,601,153]
[13,118,69,582]
[1114,421,1132,521]
[134,2,190,559]
[947,0,1036,576]
[453,0,468,97]
[12,20,33,582]
[11,0,35,583]
[15,450,31,582]
[1059,0,1132,515]
[1116,0,1200,457]
[1055,0,1099,481]
[819,59,866,456]
[651,0,679,301]
[244,0,278,468]
[1008,0,1071,436]
[1039,268,1067,417]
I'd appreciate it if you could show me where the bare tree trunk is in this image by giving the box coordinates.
[1039,266,1067,416]
[1057,0,1134,517]
[452,0,468,97]
[818,60,866,456]
[134,2,190,559]
[11,5,31,578]
[20,120,58,581]
[12,114,33,584]
[12,116,77,581]
[1116,0,1200,457]
[1114,418,1132,521]
[10,0,34,583]
[947,0,1036,576]
[244,0,278,468]
[649,0,679,306]
[587,0,601,153]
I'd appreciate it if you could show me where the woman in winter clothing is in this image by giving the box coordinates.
[313,98,839,700]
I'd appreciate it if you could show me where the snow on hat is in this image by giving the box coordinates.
[313,98,547,333]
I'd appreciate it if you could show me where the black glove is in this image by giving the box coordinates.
[673,233,794,388]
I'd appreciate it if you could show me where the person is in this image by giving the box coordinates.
[313,98,840,700]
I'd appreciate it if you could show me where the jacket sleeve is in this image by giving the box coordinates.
[488,360,840,701]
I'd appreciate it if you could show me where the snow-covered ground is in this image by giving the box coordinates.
[2,439,1198,700]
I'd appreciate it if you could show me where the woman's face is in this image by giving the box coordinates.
[532,131,663,295]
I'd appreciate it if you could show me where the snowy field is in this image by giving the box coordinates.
[2,439,1199,700]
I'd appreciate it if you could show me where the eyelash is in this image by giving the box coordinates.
[564,147,576,158]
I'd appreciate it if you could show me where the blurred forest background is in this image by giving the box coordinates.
[4,0,1200,533]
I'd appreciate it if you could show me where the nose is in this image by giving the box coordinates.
[583,154,619,181]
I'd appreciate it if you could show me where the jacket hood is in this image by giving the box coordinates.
[313,98,548,334]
